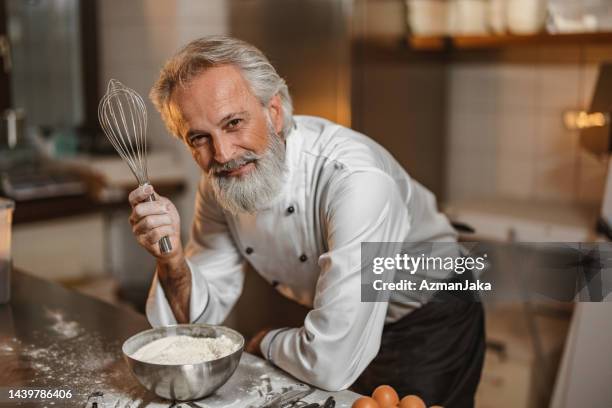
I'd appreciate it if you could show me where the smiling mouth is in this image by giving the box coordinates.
[216,161,257,178]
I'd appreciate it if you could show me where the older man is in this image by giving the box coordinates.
[129,36,484,407]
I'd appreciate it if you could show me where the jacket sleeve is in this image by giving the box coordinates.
[146,176,245,327]
[260,170,411,391]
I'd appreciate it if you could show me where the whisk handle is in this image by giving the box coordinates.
[145,192,173,254]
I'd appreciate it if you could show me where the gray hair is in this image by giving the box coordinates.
[150,35,294,138]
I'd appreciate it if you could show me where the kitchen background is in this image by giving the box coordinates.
[1,0,612,407]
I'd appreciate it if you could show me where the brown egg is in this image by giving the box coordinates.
[372,385,400,408]
[352,396,381,408]
[399,395,426,408]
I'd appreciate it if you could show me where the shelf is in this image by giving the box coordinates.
[12,181,185,225]
[407,35,447,51]
[407,31,612,51]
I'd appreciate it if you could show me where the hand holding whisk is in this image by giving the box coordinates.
[98,79,173,254]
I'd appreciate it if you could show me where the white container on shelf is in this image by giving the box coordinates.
[406,0,450,36]
[488,0,508,34]
[450,0,489,35]
[507,0,547,34]
[548,0,612,33]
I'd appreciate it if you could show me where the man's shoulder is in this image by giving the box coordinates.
[294,115,394,173]
[294,115,347,147]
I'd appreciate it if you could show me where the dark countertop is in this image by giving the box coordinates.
[0,271,358,407]
[0,270,151,406]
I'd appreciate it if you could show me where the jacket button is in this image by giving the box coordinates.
[299,254,308,262]
[246,247,254,255]
[287,206,295,214]
[272,280,279,287]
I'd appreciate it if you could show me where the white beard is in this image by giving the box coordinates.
[208,122,287,214]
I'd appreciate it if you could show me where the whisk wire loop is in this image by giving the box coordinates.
[98,79,172,254]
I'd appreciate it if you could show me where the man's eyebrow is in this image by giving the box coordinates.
[185,129,209,139]
[217,111,249,126]
[184,111,250,140]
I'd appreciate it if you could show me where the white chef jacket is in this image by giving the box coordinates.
[146,115,457,391]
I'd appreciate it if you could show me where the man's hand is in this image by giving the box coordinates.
[129,185,191,323]
[246,328,273,357]
[128,185,182,260]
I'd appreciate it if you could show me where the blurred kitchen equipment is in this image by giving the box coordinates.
[0,197,14,304]
[256,387,314,408]
[1,109,25,150]
[98,79,172,254]
[323,396,336,408]
[548,0,612,33]
[6,0,86,130]
[507,0,547,34]
[84,391,105,408]
[575,64,612,239]
[553,64,612,404]
[122,324,244,401]
[0,110,45,172]
[50,127,79,158]
[451,0,489,35]
[0,166,86,201]
[406,0,450,36]
[488,0,508,34]
[301,395,336,408]
[0,108,88,201]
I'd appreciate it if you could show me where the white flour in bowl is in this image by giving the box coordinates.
[131,335,238,365]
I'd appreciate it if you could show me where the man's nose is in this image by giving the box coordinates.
[211,135,235,164]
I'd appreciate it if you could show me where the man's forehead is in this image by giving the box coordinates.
[171,65,254,122]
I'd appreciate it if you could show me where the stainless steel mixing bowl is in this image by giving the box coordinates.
[122,324,244,401]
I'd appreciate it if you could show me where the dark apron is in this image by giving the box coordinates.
[351,272,486,408]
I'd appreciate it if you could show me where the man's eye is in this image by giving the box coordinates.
[227,118,242,129]
[189,134,209,146]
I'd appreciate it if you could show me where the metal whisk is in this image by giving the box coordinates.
[98,79,172,254]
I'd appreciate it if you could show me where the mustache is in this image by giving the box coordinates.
[209,151,261,176]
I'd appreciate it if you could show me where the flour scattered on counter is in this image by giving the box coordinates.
[45,308,82,339]
[132,335,238,365]
[17,331,145,406]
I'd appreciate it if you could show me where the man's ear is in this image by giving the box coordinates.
[267,94,283,135]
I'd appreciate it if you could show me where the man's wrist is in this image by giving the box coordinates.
[157,250,187,275]
[156,252,192,324]
[260,327,291,363]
